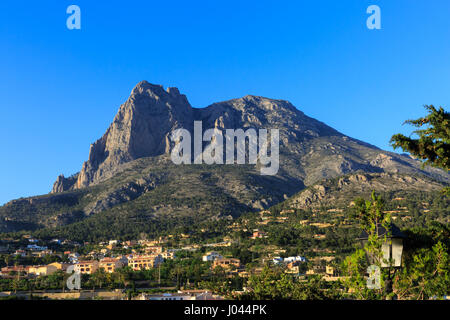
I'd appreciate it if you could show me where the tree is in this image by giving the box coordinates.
[91,268,107,289]
[239,266,339,300]
[241,266,295,300]
[342,247,380,299]
[171,265,184,289]
[4,255,10,267]
[390,105,449,171]
[344,193,450,300]
[116,266,133,288]
[352,191,389,233]
[343,192,392,299]
[394,241,449,300]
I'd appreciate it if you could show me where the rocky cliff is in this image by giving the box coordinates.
[1,80,447,234]
[53,81,193,191]
[52,81,449,194]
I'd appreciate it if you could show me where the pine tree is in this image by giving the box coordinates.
[390,105,449,171]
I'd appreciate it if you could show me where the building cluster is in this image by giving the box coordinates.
[1,262,69,277]
[0,236,178,279]
[202,251,242,271]
[0,252,170,277]
[270,256,308,274]
[0,208,350,301]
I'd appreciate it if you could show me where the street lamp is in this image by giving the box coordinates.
[357,223,406,294]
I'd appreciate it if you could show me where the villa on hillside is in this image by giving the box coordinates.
[128,254,164,271]
[99,257,127,273]
[74,261,99,274]
[212,258,241,270]
[202,251,223,262]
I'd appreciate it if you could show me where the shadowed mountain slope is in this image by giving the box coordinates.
[0,81,448,234]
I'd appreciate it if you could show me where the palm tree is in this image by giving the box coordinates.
[4,255,10,267]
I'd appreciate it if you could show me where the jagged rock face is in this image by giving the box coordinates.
[53,83,345,192]
[200,95,338,138]
[52,80,450,193]
[75,81,193,188]
[288,172,445,209]
[52,174,78,193]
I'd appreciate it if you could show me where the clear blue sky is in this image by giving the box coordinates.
[1,0,449,205]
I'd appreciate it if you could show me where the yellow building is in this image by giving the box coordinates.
[48,262,70,271]
[28,265,58,276]
[99,258,125,273]
[144,246,163,254]
[128,255,163,271]
[74,261,99,274]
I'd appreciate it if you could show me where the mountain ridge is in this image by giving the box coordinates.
[0,80,448,234]
[52,80,448,194]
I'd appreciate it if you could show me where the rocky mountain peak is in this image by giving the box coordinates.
[127,81,190,112]
[53,81,195,191]
[51,81,449,194]
[131,80,163,94]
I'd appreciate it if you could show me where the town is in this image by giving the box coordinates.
[0,207,351,300]
[0,185,447,300]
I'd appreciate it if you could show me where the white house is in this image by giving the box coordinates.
[27,244,48,251]
[202,251,223,262]
[284,256,307,263]
[271,256,306,265]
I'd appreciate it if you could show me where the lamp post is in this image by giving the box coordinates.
[357,223,406,295]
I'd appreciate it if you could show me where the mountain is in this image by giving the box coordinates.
[0,81,448,235]
[284,172,446,210]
